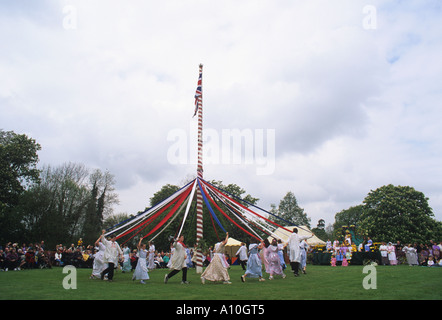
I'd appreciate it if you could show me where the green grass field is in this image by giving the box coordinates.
[1,265,441,300]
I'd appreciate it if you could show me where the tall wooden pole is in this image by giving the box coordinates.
[195,64,204,273]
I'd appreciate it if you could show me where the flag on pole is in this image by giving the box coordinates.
[193,65,202,117]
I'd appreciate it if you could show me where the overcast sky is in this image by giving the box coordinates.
[1,0,441,226]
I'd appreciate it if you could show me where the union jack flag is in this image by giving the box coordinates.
[193,66,202,117]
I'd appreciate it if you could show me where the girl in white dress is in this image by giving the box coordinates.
[122,245,132,272]
[132,237,150,284]
[387,242,397,265]
[164,236,188,284]
[90,236,106,279]
[147,241,156,270]
[403,244,418,266]
[201,233,231,284]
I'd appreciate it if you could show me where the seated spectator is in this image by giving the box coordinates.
[54,249,63,266]
[203,253,211,267]
[155,253,165,268]
[72,247,84,268]
[432,243,440,261]
[83,249,93,268]
[62,248,74,266]
[17,249,26,269]
[5,248,19,271]
[25,248,36,269]
[36,249,51,269]
[0,249,6,270]
[427,256,435,267]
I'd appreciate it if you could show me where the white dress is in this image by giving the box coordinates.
[403,246,418,266]
[147,244,155,270]
[92,242,106,277]
[201,242,230,282]
[387,245,397,264]
[133,249,150,281]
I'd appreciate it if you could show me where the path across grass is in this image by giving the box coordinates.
[1,265,441,300]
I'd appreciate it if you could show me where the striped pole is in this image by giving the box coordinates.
[195,64,204,273]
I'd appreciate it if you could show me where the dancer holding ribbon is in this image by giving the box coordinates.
[201,232,231,285]
[164,235,189,284]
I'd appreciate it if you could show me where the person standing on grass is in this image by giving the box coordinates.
[379,242,389,265]
[121,244,132,273]
[403,244,418,266]
[277,239,286,270]
[241,238,265,282]
[285,227,314,277]
[387,242,397,265]
[299,239,309,274]
[235,242,248,271]
[100,230,123,282]
[201,232,231,285]
[264,239,286,280]
[164,235,189,284]
[147,241,155,271]
[132,237,150,284]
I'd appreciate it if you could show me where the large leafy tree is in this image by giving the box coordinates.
[269,191,311,228]
[0,130,41,208]
[9,163,118,247]
[82,169,119,245]
[311,219,331,242]
[0,130,41,243]
[334,205,364,228]
[359,184,440,243]
[332,205,364,240]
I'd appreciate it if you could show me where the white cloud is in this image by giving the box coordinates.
[1,0,441,226]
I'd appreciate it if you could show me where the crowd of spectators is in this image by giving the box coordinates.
[323,237,442,267]
[0,241,51,271]
[0,239,188,272]
[396,240,442,266]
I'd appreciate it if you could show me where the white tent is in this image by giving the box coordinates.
[224,237,243,258]
[267,225,326,246]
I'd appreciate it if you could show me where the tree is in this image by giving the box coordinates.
[0,130,41,208]
[208,180,259,207]
[0,130,41,244]
[8,163,119,248]
[359,184,439,243]
[82,169,119,245]
[312,219,329,241]
[269,191,311,228]
[333,205,364,240]
[150,184,181,207]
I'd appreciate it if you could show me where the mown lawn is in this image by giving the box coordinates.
[0,264,441,300]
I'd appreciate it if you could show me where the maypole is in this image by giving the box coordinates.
[194,63,204,273]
